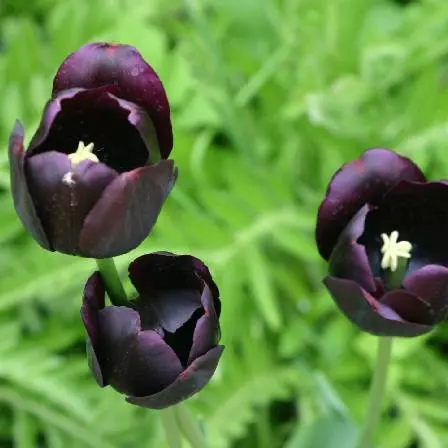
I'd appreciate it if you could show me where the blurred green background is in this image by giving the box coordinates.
[0,0,447,446]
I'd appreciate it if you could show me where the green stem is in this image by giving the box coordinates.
[95,258,127,306]
[356,337,394,448]
[161,409,183,448]
[174,404,208,448]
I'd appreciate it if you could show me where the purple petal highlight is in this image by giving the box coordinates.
[328,205,377,294]
[404,264,448,321]
[8,121,50,249]
[324,276,433,337]
[188,284,220,364]
[126,345,224,409]
[79,160,177,258]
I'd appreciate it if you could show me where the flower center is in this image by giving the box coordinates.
[380,231,412,272]
[67,141,99,165]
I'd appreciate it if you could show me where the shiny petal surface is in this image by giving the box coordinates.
[404,264,448,321]
[316,149,425,260]
[129,252,221,316]
[81,272,107,387]
[79,160,177,258]
[324,276,433,337]
[52,42,173,158]
[188,284,220,364]
[98,306,183,396]
[126,345,224,409]
[28,88,153,172]
[25,153,118,255]
[8,121,49,249]
[381,290,433,326]
[134,290,201,334]
[328,206,377,294]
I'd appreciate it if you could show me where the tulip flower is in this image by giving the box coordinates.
[81,252,224,409]
[9,43,176,258]
[316,148,448,337]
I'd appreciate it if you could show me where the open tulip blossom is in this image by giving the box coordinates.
[316,148,448,337]
[9,42,176,258]
[81,252,224,409]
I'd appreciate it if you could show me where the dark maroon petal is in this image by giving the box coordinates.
[27,88,83,154]
[324,276,433,337]
[135,289,201,334]
[25,153,118,256]
[81,272,107,387]
[404,265,448,321]
[126,345,224,409]
[316,149,425,260]
[79,160,177,258]
[362,181,448,270]
[98,308,183,396]
[8,121,50,249]
[328,206,377,294]
[381,290,433,326]
[129,253,202,293]
[81,272,106,346]
[129,253,220,315]
[86,338,105,387]
[28,88,156,172]
[52,42,172,158]
[190,257,221,317]
[96,305,141,391]
[188,285,220,364]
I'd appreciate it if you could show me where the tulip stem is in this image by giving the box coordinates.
[95,258,128,306]
[356,337,393,448]
[174,404,208,448]
[161,409,183,448]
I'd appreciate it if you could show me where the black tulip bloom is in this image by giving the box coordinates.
[9,42,176,258]
[81,252,224,409]
[316,148,448,337]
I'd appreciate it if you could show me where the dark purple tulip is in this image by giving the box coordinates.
[9,43,176,258]
[81,252,224,409]
[316,148,448,337]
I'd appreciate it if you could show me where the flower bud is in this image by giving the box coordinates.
[81,252,224,409]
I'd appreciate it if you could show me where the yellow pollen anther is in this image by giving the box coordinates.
[380,231,412,272]
[68,141,99,165]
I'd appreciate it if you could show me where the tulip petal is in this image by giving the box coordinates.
[79,160,177,258]
[188,284,220,364]
[8,121,50,249]
[316,149,425,260]
[28,87,154,172]
[135,289,202,334]
[25,153,118,255]
[381,290,433,326]
[324,276,433,337]
[81,272,106,345]
[86,338,105,387]
[328,206,377,294]
[98,306,183,397]
[129,253,221,317]
[52,42,173,158]
[126,345,224,409]
[81,272,107,387]
[404,264,448,321]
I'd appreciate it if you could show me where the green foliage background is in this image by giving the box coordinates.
[0,0,447,446]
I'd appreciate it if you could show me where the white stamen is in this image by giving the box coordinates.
[68,141,99,165]
[380,231,412,272]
